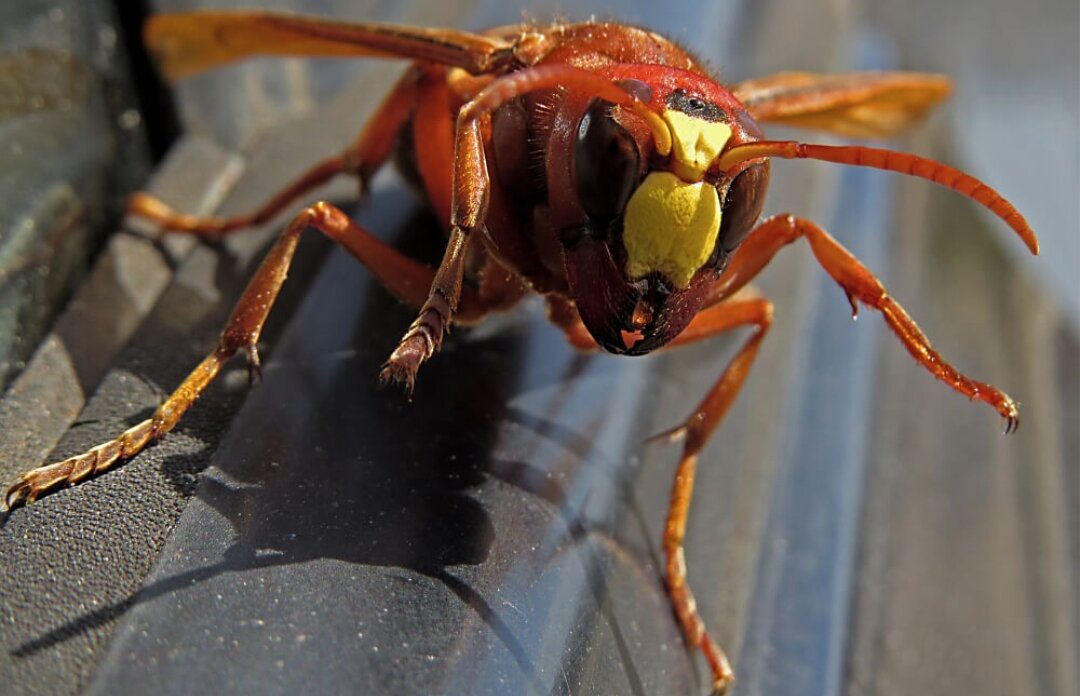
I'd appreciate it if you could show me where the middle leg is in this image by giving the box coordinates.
[654,297,774,695]
[4,201,489,510]
[544,290,773,693]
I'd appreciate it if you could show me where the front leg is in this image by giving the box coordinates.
[715,214,1020,430]
[376,108,484,392]
[379,64,662,391]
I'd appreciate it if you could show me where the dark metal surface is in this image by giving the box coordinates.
[84,194,695,696]
[0,0,1076,695]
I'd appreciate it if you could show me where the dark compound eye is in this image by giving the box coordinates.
[574,99,641,222]
[717,162,769,254]
[711,109,769,261]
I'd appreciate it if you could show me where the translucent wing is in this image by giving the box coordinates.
[145,11,516,81]
[732,71,952,139]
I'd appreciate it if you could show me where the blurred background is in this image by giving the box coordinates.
[0,1,1076,695]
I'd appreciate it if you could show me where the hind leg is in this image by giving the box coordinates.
[129,67,420,237]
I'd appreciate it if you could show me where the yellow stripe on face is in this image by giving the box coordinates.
[663,109,732,181]
[623,172,722,289]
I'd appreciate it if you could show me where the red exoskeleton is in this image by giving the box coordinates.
[2,13,1039,693]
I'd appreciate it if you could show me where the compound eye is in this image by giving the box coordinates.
[717,162,769,253]
[574,99,641,222]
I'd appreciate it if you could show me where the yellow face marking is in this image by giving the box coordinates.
[662,109,733,181]
[623,171,722,289]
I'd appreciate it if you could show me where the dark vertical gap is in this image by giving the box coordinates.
[112,1,180,161]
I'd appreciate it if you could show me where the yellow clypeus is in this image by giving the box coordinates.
[623,171,722,289]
